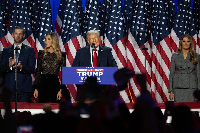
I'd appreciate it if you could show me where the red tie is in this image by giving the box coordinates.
[93,49,97,67]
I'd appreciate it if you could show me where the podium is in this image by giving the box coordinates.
[62,67,118,85]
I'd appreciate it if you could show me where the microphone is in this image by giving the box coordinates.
[141,48,148,50]
[91,43,95,49]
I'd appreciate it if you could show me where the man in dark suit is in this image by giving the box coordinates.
[72,30,117,102]
[0,26,36,102]
[72,30,117,67]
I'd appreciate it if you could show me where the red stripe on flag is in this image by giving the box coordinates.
[72,37,81,50]
[67,85,77,101]
[151,71,168,102]
[192,36,197,51]
[127,42,152,92]
[127,41,145,73]
[27,36,38,59]
[7,41,12,47]
[170,37,178,52]
[164,36,171,51]
[64,37,81,66]
[198,37,200,48]
[152,52,169,89]
[64,42,74,66]
[55,21,61,36]
[112,44,127,67]
[0,37,8,48]
[156,43,171,70]
[126,59,142,102]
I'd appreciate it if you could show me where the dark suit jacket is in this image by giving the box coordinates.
[0,44,36,93]
[72,45,117,67]
[0,51,5,97]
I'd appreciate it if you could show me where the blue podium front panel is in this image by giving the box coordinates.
[62,67,118,85]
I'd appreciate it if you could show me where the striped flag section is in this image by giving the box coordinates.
[151,0,171,103]
[127,0,152,102]
[104,0,129,102]
[59,0,83,102]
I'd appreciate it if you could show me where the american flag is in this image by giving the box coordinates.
[163,0,176,33]
[35,0,53,54]
[126,0,152,102]
[77,0,85,35]
[1,0,15,30]
[0,2,7,51]
[55,0,67,37]
[193,0,200,53]
[7,0,35,53]
[26,0,42,40]
[25,0,33,28]
[123,0,136,36]
[103,0,129,102]
[170,0,197,53]
[59,0,83,102]
[151,0,171,103]
[99,0,112,41]
[83,0,101,44]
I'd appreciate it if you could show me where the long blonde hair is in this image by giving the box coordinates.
[44,32,61,60]
[178,34,197,65]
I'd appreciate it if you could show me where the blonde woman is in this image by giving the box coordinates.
[33,32,66,103]
[169,34,200,102]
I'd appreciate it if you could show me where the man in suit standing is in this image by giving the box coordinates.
[72,30,117,67]
[72,30,117,103]
[0,26,36,102]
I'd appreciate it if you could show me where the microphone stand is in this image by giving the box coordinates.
[14,47,20,112]
[91,43,95,65]
[92,49,94,63]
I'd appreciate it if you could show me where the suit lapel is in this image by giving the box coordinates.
[19,44,26,61]
[85,46,92,66]
[9,45,14,58]
[97,45,104,66]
